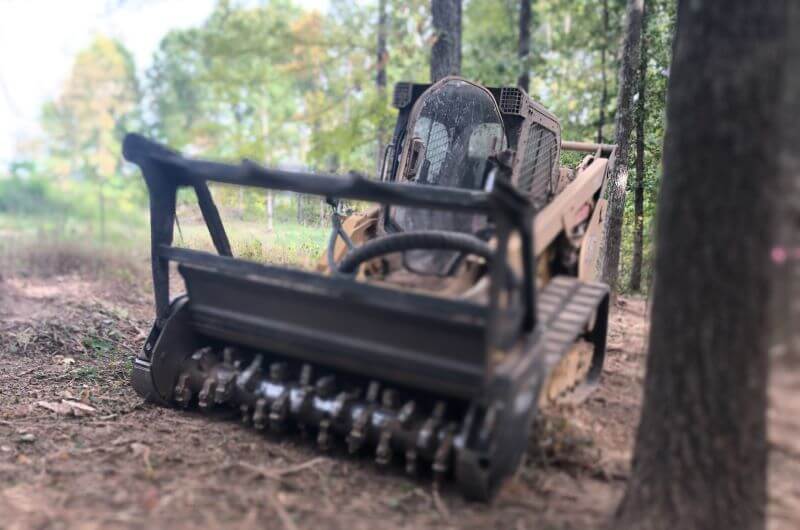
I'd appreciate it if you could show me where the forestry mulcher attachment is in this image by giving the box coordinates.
[123,77,613,501]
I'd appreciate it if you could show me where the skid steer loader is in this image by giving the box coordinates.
[122,77,614,501]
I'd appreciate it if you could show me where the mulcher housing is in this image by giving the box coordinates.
[123,77,612,501]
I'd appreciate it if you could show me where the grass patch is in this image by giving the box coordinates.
[1,211,329,279]
[71,366,100,382]
[176,219,328,268]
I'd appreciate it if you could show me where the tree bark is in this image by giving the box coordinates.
[296,193,303,224]
[376,0,389,175]
[775,4,800,365]
[597,0,609,144]
[517,0,532,92]
[601,0,644,294]
[431,0,462,82]
[98,184,106,244]
[628,3,648,292]
[614,2,786,529]
[266,190,274,233]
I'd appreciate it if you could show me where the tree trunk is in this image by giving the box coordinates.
[774,5,800,365]
[597,0,609,144]
[431,0,462,82]
[628,3,648,292]
[266,190,274,233]
[376,0,389,176]
[98,184,106,244]
[296,193,303,225]
[600,0,644,294]
[517,0,532,92]
[614,2,786,529]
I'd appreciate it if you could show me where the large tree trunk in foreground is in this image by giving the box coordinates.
[774,6,800,365]
[614,2,786,529]
[597,0,609,144]
[517,0,532,92]
[601,0,644,294]
[431,0,462,82]
[628,3,648,292]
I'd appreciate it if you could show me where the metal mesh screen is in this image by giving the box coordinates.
[518,123,558,206]
[423,122,451,181]
[393,82,413,108]
[499,87,524,115]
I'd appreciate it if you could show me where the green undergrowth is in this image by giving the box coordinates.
[0,212,329,280]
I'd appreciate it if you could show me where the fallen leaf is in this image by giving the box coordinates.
[47,450,71,462]
[53,355,76,368]
[37,400,73,415]
[62,400,96,414]
[36,399,95,417]
[131,443,154,475]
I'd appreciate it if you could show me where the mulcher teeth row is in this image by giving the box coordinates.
[172,347,460,479]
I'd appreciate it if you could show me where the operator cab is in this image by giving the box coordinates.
[386,78,507,275]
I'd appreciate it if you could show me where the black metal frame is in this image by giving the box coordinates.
[122,133,536,398]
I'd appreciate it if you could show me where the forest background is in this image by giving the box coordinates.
[0,0,676,291]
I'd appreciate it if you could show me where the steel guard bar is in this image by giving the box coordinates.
[122,133,537,349]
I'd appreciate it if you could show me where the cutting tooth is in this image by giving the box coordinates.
[198,377,216,409]
[366,381,380,403]
[347,407,371,454]
[405,449,418,475]
[269,392,289,432]
[191,346,214,362]
[222,346,237,364]
[317,418,332,451]
[375,429,392,466]
[418,401,446,451]
[173,373,192,407]
[269,362,288,382]
[299,364,313,387]
[214,372,235,404]
[433,424,456,483]
[315,375,336,399]
[381,388,398,409]
[332,391,351,421]
[252,398,268,430]
[347,429,363,454]
[397,401,416,426]
[237,355,263,391]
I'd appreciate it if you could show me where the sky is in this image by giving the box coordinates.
[0,0,332,165]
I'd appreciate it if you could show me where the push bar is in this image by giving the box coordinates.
[561,140,616,156]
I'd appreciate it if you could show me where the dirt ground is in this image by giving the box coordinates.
[0,269,797,529]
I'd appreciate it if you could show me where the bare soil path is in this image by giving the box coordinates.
[0,272,796,529]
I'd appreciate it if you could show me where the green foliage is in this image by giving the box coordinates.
[26,35,145,240]
[2,0,676,281]
[175,217,328,268]
[617,0,676,292]
[0,175,63,215]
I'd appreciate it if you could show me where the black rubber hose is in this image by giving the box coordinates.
[337,230,492,275]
